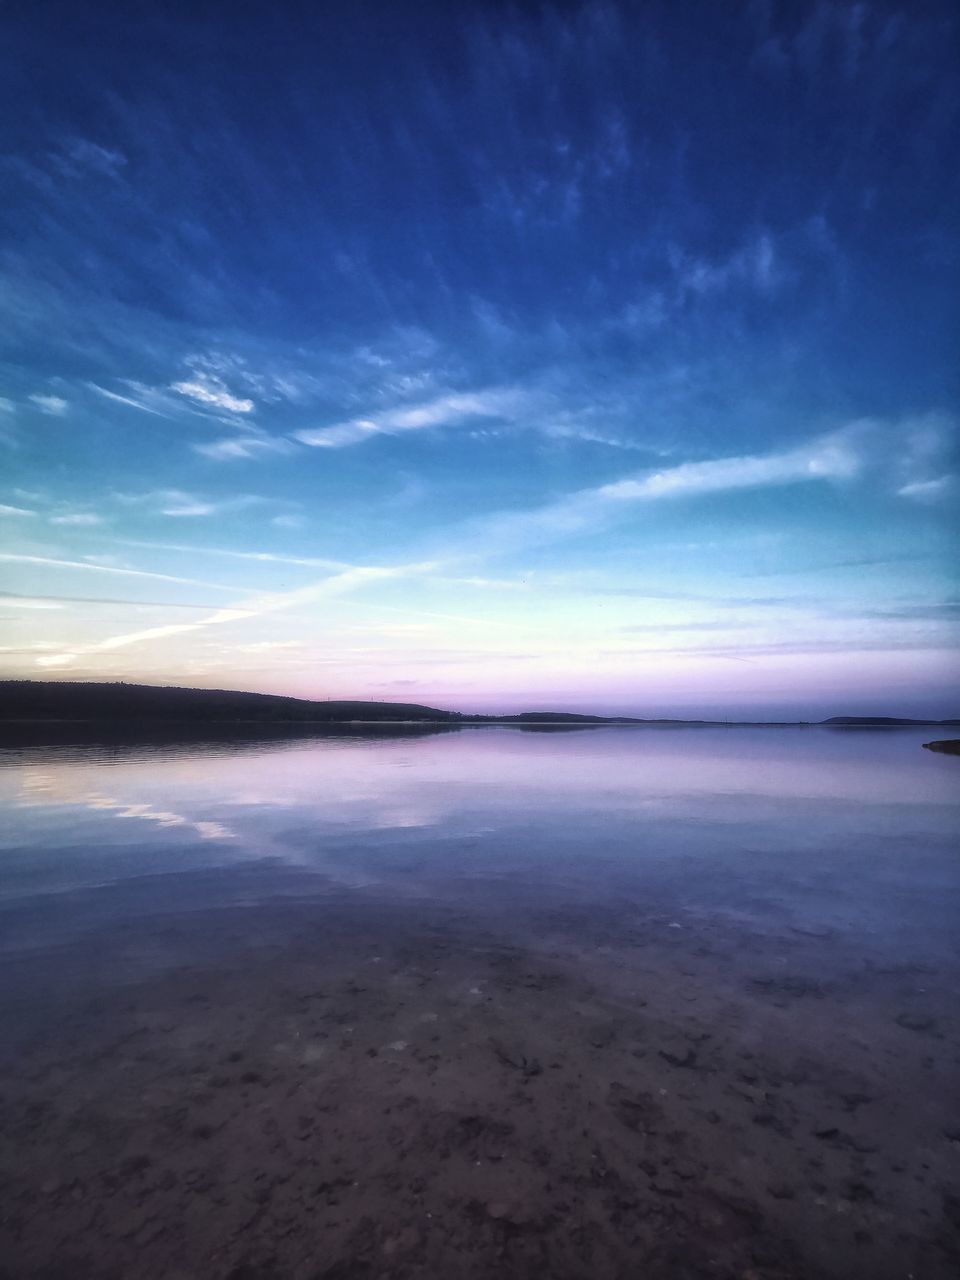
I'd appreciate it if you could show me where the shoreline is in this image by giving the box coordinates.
[4,715,959,728]
[3,680,957,733]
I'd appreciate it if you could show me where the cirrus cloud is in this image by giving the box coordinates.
[295,388,526,449]
[171,379,255,414]
[29,394,68,415]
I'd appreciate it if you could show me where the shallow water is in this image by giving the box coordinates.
[1,726,958,1278]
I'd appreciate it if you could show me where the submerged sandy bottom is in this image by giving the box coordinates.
[1,866,957,1280]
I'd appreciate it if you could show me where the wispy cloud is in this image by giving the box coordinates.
[598,436,860,501]
[114,488,266,518]
[609,636,960,660]
[29,394,68,415]
[50,513,104,526]
[93,369,257,423]
[171,377,255,414]
[0,552,245,592]
[898,475,955,503]
[862,601,960,622]
[750,2,934,89]
[92,353,329,429]
[95,373,321,458]
[35,560,436,668]
[295,388,523,449]
[0,589,225,610]
[669,231,783,299]
[56,137,127,179]
[88,381,175,418]
[160,496,224,517]
[194,430,295,461]
[0,503,36,517]
[117,538,350,571]
[457,431,864,557]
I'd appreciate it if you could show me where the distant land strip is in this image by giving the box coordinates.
[1,681,958,729]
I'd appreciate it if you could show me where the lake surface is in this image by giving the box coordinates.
[1,726,958,1279]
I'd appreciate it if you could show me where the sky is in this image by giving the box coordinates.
[1,0,958,718]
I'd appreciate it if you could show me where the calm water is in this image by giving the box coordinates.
[2,726,959,1279]
[1,725,957,954]
[0,725,956,927]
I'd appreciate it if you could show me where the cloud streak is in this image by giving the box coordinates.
[114,489,268,519]
[194,430,295,461]
[117,539,351,571]
[171,379,255,414]
[456,431,864,557]
[898,475,955,503]
[50,513,104,526]
[596,435,860,502]
[29,394,68,416]
[295,389,524,449]
[88,382,175,418]
[0,553,246,592]
[0,589,226,610]
[35,560,437,668]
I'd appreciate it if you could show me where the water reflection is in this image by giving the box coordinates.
[19,769,234,840]
[0,719,459,764]
[0,726,954,886]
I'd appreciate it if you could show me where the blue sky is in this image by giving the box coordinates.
[1,0,957,716]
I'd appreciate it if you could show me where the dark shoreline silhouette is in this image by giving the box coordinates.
[1,679,958,730]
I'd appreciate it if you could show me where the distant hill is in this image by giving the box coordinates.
[0,680,457,724]
[0,682,956,727]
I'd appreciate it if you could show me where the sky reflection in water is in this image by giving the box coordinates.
[1,727,956,952]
